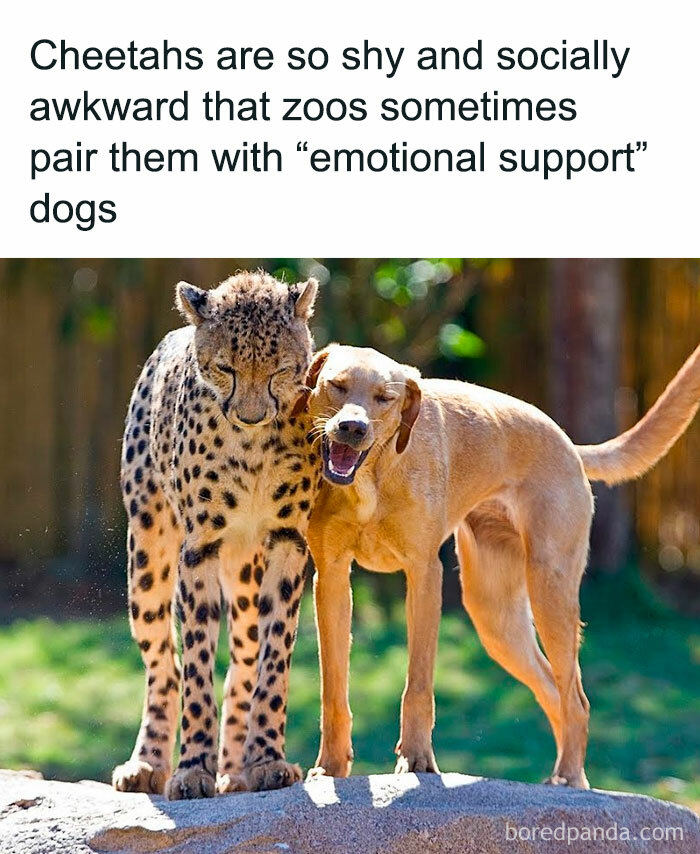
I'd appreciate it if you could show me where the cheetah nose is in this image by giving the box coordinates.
[238,414,267,425]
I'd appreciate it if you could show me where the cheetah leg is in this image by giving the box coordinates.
[112,509,181,794]
[165,540,222,800]
[217,550,264,793]
[242,534,307,792]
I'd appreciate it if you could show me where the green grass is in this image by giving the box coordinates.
[0,571,698,809]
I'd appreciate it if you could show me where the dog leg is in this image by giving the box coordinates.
[455,520,562,752]
[395,558,442,774]
[307,555,354,779]
[525,543,590,789]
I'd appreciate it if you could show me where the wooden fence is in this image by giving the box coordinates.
[0,259,697,605]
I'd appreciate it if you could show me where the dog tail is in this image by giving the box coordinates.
[576,343,700,485]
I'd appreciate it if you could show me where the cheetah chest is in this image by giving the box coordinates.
[175,419,319,549]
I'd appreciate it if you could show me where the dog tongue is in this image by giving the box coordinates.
[329,442,361,475]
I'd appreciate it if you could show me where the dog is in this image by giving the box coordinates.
[295,342,700,788]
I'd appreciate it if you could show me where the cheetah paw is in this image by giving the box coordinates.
[216,772,248,794]
[245,759,302,792]
[112,760,170,794]
[165,767,216,800]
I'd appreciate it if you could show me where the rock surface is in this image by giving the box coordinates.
[0,769,697,854]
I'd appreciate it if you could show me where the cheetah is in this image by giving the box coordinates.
[111,272,322,799]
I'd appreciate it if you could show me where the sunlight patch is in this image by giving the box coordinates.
[369,773,419,808]
[304,775,340,807]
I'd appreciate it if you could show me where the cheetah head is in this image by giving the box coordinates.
[176,271,318,428]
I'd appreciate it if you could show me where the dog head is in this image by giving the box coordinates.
[295,345,422,485]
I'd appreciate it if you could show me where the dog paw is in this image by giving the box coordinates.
[305,762,348,781]
[395,749,439,774]
[245,759,302,792]
[112,759,170,794]
[543,771,590,789]
[165,767,216,800]
[306,753,352,780]
[306,766,328,782]
[216,772,248,794]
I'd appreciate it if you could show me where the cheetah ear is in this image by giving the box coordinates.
[176,281,210,326]
[291,278,319,320]
[291,348,330,416]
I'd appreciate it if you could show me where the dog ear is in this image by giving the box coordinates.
[176,281,211,326]
[396,377,422,454]
[291,348,330,417]
[291,278,319,320]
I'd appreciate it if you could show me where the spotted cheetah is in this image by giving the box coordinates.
[111,272,322,799]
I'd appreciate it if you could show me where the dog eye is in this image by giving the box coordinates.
[374,394,391,404]
[329,381,347,394]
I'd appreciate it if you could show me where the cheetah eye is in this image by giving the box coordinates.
[216,363,235,375]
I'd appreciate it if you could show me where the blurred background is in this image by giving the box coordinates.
[0,258,698,807]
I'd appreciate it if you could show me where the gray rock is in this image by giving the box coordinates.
[0,769,697,853]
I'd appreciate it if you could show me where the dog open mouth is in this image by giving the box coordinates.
[322,437,369,485]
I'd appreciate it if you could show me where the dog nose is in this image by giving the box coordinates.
[337,418,368,441]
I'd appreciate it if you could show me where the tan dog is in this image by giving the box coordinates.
[297,342,700,788]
